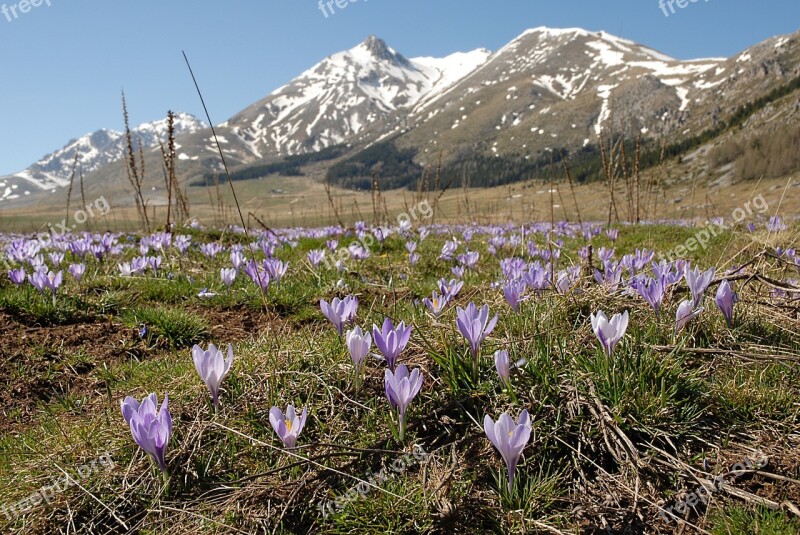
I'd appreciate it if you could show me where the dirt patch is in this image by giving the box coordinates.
[0,312,141,433]
[191,306,277,342]
[0,306,286,433]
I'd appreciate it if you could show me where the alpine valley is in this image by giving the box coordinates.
[2,26,799,206]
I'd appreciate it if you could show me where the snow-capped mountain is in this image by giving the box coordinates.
[221,36,491,158]
[0,112,206,201]
[402,27,726,158]
[4,27,799,207]
[392,26,799,171]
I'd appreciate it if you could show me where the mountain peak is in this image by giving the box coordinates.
[358,35,410,66]
[363,35,390,57]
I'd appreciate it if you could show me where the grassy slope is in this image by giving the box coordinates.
[0,222,799,534]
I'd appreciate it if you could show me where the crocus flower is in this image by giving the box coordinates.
[30,270,62,299]
[373,317,412,371]
[684,265,715,307]
[191,343,234,410]
[502,279,526,312]
[456,303,498,359]
[118,262,132,277]
[346,326,371,384]
[120,393,172,474]
[635,277,665,315]
[384,364,424,441]
[244,262,271,292]
[69,263,86,284]
[147,256,162,275]
[438,278,464,300]
[422,291,448,317]
[320,295,358,337]
[44,270,63,294]
[590,310,629,358]
[494,349,511,384]
[675,299,704,335]
[7,267,25,285]
[484,409,531,492]
[269,404,307,448]
[264,258,289,284]
[220,267,236,290]
[715,280,737,327]
[48,252,64,267]
[307,250,325,267]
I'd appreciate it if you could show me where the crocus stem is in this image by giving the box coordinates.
[162,470,171,496]
[398,412,406,443]
[353,366,362,395]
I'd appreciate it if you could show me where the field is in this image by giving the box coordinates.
[0,207,799,534]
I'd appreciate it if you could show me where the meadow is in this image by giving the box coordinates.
[0,213,799,534]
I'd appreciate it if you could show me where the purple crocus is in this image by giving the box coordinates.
[346,326,371,389]
[372,317,412,371]
[494,349,511,385]
[422,291,448,318]
[384,364,424,442]
[7,267,25,285]
[191,343,234,411]
[320,295,358,337]
[307,250,325,267]
[590,310,629,358]
[30,270,62,299]
[675,299,704,335]
[118,262,133,277]
[69,263,86,284]
[244,261,270,292]
[438,278,464,300]
[456,303,498,359]
[684,265,715,307]
[220,267,237,290]
[635,277,665,315]
[269,404,308,448]
[502,279,526,312]
[714,280,737,327]
[484,409,531,492]
[120,393,173,474]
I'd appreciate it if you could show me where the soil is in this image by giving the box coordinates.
[0,306,279,434]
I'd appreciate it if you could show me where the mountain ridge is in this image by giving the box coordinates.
[3,26,799,208]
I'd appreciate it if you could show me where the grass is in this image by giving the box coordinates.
[0,221,798,534]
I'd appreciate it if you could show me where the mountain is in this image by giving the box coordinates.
[219,36,491,158]
[4,28,800,208]
[350,28,800,188]
[0,112,206,202]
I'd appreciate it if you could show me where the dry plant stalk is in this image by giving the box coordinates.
[561,153,583,225]
[323,173,345,228]
[159,111,189,228]
[65,153,79,225]
[122,92,150,232]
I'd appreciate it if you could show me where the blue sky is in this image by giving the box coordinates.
[0,0,798,175]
